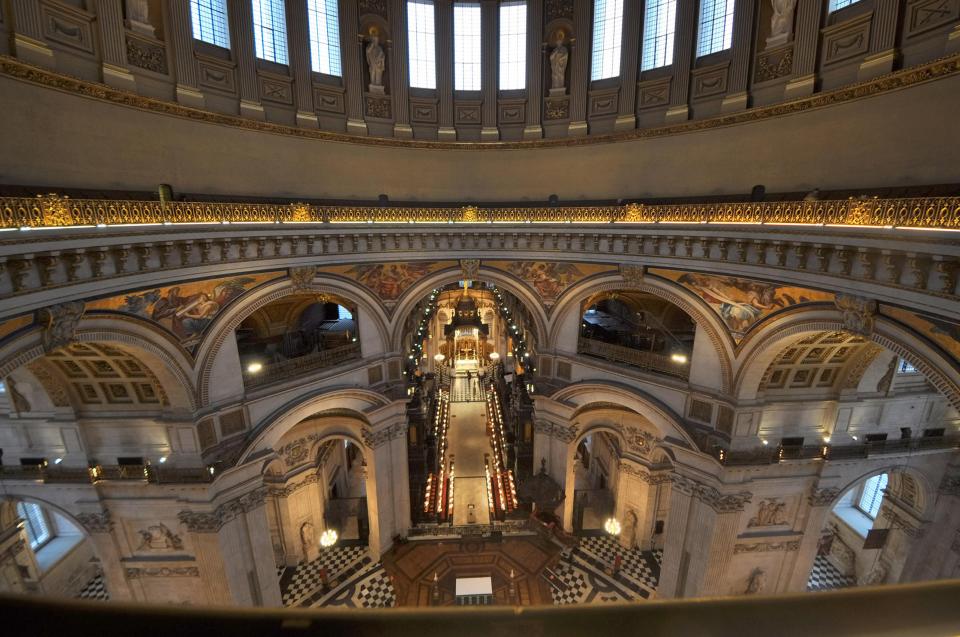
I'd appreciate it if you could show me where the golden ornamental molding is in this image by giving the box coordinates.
[1,194,959,229]
[1,51,960,151]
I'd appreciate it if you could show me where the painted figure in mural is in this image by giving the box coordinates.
[507,262,583,302]
[549,30,569,91]
[346,263,436,301]
[366,27,386,89]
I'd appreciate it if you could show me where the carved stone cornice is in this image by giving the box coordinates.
[808,486,841,507]
[835,293,878,337]
[670,474,752,512]
[177,511,221,534]
[288,265,318,290]
[125,566,200,578]
[618,461,672,485]
[733,540,800,554]
[362,422,407,448]
[460,259,480,281]
[76,509,113,534]
[620,264,645,287]
[533,420,578,444]
[177,487,269,534]
[37,301,85,352]
[267,472,323,498]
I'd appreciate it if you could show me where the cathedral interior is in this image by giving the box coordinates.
[0,0,959,635]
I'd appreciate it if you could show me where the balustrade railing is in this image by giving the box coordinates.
[578,337,689,380]
[712,435,960,466]
[243,342,361,389]
[2,195,958,229]
[0,464,214,484]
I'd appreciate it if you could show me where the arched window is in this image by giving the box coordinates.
[590,0,625,81]
[498,1,527,90]
[190,0,230,48]
[829,0,861,11]
[641,0,677,71]
[252,0,288,64]
[307,0,342,75]
[857,473,888,519]
[696,0,735,57]
[454,2,483,90]
[407,0,437,89]
[17,501,52,550]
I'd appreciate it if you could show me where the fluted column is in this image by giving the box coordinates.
[666,0,697,123]
[658,483,693,598]
[567,0,592,136]
[785,0,823,99]
[391,0,413,138]
[721,0,755,113]
[9,0,55,68]
[339,0,368,135]
[785,495,834,591]
[437,0,455,140]
[287,0,318,126]
[615,0,641,130]
[697,509,744,596]
[859,0,900,80]
[94,0,138,90]
[523,0,543,139]
[167,0,204,107]
[480,0,499,140]
[228,0,265,120]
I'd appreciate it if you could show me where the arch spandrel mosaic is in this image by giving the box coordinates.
[483,261,617,306]
[648,268,835,342]
[880,305,960,362]
[319,261,457,303]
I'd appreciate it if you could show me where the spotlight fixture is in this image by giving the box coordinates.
[246,362,263,373]
[53,457,63,465]
[761,439,769,446]
[670,353,689,364]
[159,456,167,464]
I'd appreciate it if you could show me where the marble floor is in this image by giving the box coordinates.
[447,397,492,526]
[75,573,109,601]
[806,554,857,592]
[279,545,396,608]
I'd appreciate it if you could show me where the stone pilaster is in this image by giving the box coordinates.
[697,509,744,596]
[666,0,697,123]
[721,0,756,113]
[167,0,204,107]
[785,0,823,99]
[784,487,838,591]
[390,0,413,138]
[437,0,455,140]
[523,0,543,139]
[657,483,693,597]
[480,0,499,140]
[9,0,55,68]
[228,0,264,120]
[93,0,137,90]
[615,0,641,130]
[339,0,368,135]
[859,0,900,80]
[286,0,318,126]
[567,0,592,136]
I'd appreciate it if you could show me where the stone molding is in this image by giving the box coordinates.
[534,419,578,444]
[37,301,84,352]
[733,540,800,553]
[125,566,200,578]
[939,472,960,497]
[177,487,268,534]
[808,486,842,507]
[76,509,113,534]
[670,473,753,513]
[835,293,878,336]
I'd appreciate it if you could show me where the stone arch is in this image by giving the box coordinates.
[194,277,392,406]
[548,272,735,395]
[0,316,196,411]
[829,464,933,519]
[0,494,95,541]
[734,308,960,410]
[387,266,550,353]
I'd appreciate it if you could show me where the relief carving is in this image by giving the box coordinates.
[137,523,184,551]
[37,302,85,352]
[744,568,766,594]
[835,293,877,336]
[748,498,789,527]
[288,265,317,290]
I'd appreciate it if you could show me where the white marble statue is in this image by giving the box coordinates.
[766,0,797,49]
[366,28,386,93]
[549,30,569,95]
[125,0,155,37]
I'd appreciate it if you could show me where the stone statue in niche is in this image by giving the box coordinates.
[125,0,155,37]
[137,523,183,551]
[748,498,788,527]
[365,27,386,94]
[300,522,319,562]
[766,0,797,49]
[549,30,569,96]
[744,568,766,594]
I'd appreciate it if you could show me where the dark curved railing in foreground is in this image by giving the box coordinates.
[3,579,959,637]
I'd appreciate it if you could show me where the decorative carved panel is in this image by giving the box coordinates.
[197,57,236,93]
[455,103,482,125]
[545,0,574,21]
[637,77,671,110]
[588,88,619,117]
[410,98,438,123]
[499,100,526,124]
[906,0,960,37]
[544,96,569,120]
[197,417,217,450]
[368,364,383,385]
[359,0,388,18]
[219,409,245,437]
[822,13,873,65]
[691,62,729,100]
[365,95,392,119]
[258,74,293,105]
[688,399,713,424]
[40,2,95,54]
[716,406,734,435]
[556,360,572,380]
[313,85,345,114]
[387,359,401,381]
[755,44,794,83]
[126,34,168,75]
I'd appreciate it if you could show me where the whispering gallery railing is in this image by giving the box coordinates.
[578,338,690,380]
[242,342,362,389]
[2,195,959,229]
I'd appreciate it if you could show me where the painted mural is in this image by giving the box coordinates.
[321,262,456,302]
[649,268,834,341]
[0,315,34,343]
[486,261,617,305]
[87,271,284,350]
[881,305,960,363]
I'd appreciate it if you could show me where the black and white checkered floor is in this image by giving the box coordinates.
[450,378,484,402]
[279,545,396,608]
[806,554,856,592]
[76,573,109,601]
[546,536,661,605]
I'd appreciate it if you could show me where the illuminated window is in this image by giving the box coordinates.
[454,2,482,91]
[591,0,624,80]
[252,0,288,64]
[338,305,353,320]
[307,0,341,75]
[696,0,735,57]
[898,359,918,374]
[190,0,230,48]
[857,473,888,519]
[408,0,437,89]
[17,502,52,550]
[641,0,676,71]
[829,0,860,11]
[499,1,526,90]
